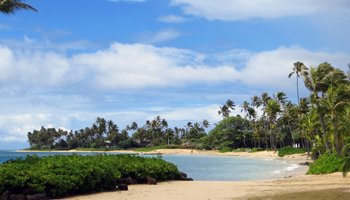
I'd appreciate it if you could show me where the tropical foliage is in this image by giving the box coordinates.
[0,154,182,198]
[307,153,347,174]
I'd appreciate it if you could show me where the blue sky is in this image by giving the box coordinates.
[0,0,349,149]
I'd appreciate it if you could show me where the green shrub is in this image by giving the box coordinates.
[307,153,347,175]
[278,147,306,157]
[219,147,233,153]
[0,154,182,198]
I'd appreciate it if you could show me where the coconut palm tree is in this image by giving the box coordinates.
[288,61,309,104]
[218,99,236,118]
[240,101,250,118]
[265,99,282,150]
[0,0,36,14]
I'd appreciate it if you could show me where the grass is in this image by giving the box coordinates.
[278,147,306,157]
[133,144,184,152]
[219,147,266,153]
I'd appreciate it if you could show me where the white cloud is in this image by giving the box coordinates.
[238,47,349,91]
[171,0,350,21]
[72,43,238,89]
[1,41,348,92]
[0,114,70,142]
[138,29,182,44]
[158,15,187,23]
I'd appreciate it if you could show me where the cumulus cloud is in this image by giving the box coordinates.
[238,47,349,91]
[0,42,239,90]
[0,114,70,142]
[158,15,187,23]
[73,43,238,89]
[171,0,350,20]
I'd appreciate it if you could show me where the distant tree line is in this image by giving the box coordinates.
[27,116,210,150]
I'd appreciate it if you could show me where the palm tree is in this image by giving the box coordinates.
[303,64,332,151]
[0,0,36,14]
[260,92,271,148]
[218,99,235,118]
[265,99,282,150]
[240,101,250,118]
[289,61,309,104]
[202,119,210,128]
[320,70,350,155]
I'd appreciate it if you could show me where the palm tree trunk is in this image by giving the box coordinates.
[296,76,300,104]
[316,102,330,151]
[333,120,341,155]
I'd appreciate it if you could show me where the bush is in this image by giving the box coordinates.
[278,147,306,157]
[219,147,233,153]
[307,153,347,175]
[0,154,182,198]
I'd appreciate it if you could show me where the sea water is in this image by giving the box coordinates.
[0,150,297,181]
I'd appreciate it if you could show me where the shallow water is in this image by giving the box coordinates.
[0,150,297,181]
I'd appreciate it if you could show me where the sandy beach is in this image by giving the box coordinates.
[62,173,350,200]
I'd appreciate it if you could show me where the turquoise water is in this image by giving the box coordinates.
[0,150,295,181]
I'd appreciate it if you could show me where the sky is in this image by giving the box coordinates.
[0,0,349,149]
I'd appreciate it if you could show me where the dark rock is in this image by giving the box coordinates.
[9,194,24,200]
[0,190,10,200]
[26,194,47,200]
[118,177,137,185]
[299,162,310,166]
[117,184,128,191]
[146,177,157,185]
[22,188,37,195]
[180,172,188,179]
[185,178,193,181]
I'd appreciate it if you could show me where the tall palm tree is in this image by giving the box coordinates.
[289,61,309,104]
[0,0,36,14]
[240,101,250,118]
[218,99,236,118]
[265,99,282,150]
[260,92,271,148]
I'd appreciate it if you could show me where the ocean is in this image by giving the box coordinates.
[0,150,297,181]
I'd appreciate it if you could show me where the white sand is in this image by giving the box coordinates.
[63,173,350,200]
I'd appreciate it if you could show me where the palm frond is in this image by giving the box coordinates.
[0,0,37,14]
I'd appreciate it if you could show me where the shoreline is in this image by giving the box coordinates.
[16,148,311,161]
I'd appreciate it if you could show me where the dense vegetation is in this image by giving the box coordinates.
[0,154,182,198]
